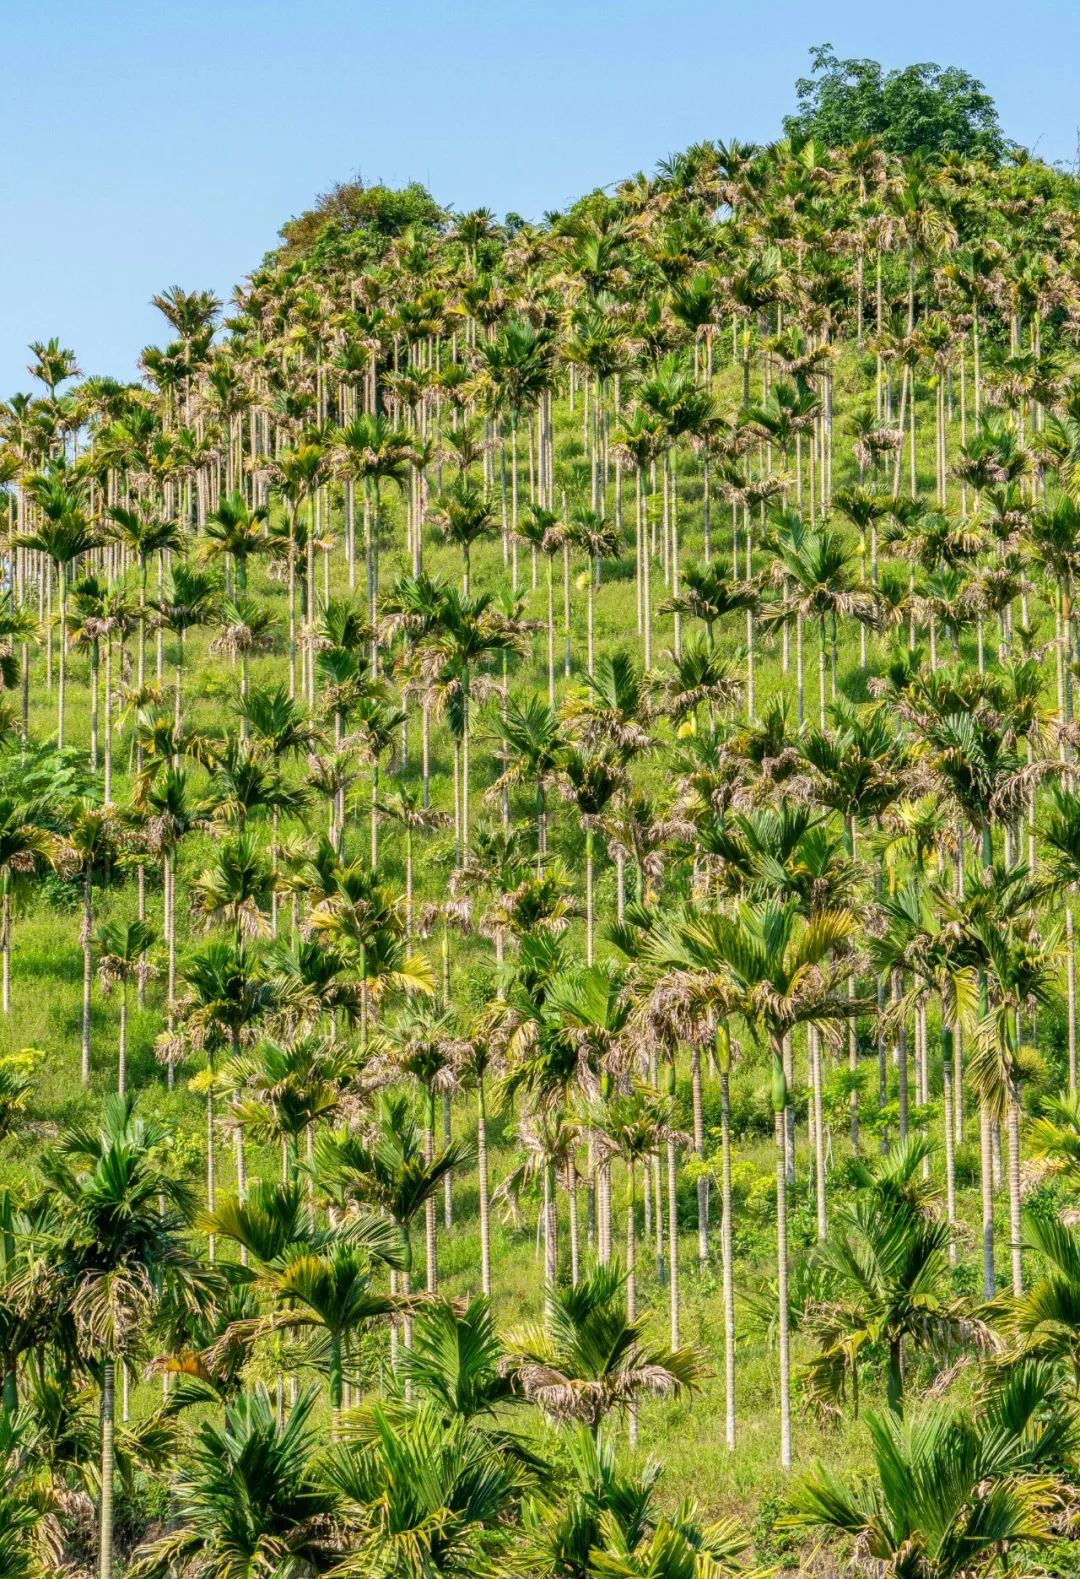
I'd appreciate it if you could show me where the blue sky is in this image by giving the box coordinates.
[4,0,1079,396]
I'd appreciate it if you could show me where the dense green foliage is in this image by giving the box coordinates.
[6,64,1080,1577]
[784,43,1011,159]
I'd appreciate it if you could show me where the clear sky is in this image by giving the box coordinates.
[4,0,1079,397]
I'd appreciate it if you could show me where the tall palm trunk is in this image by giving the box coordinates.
[627,1158,638,1448]
[980,1098,995,1299]
[810,1026,827,1240]
[1,883,9,1015]
[82,870,93,1085]
[329,1332,343,1442]
[117,984,127,1097]
[720,1063,736,1451]
[477,1074,491,1296]
[775,1100,792,1471]
[543,1161,558,1288]
[425,1091,438,1295]
[667,1135,680,1348]
[99,1359,115,1579]
[57,564,68,748]
[942,1025,957,1267]
[691,1046,708,1267]
[1007,1088,1023,1297]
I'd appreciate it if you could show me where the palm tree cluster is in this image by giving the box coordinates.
[5,130,1080,1575]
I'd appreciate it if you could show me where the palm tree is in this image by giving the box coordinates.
[557,745,623,964]
[136,766,207,1052]
[202,491,269,595]
[19,467,98,746]
[128,1386,337,1577]
[313,1093,468,1352]
[514,505,565,700]
[423,588,531,856]
[636,898,857,1469]
[96,919,157,1096]
[503,1260,701,1435]
[66,803,120,1085]
[769,509,878,727]
[566,508,621,676]
[151,560,220,727]
[103,504,185,694]
[804,1138,984,1417]
[190,830,276,941]
[224,1035,359,1182]
[431,477,498,595]
[41,1095,216,1579]
[587,1084,679,1445]
[258,1239,401,1439]
[375,785,450,937]
[178,940,280,1252]
[272,440,328,694]
[491,692,563,862]
[323,1403,526,1578]
[785,1368,1071,1579]
[474,314,557,565]
[334,413,413,624]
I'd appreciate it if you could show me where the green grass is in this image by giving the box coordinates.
[0,347,1056,1549]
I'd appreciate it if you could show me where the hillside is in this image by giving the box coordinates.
[3,104,1080,1577]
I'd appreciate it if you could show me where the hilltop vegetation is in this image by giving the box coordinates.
[5,48,1080,1579]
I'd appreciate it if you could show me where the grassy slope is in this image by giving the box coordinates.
[0,347,1033,1542]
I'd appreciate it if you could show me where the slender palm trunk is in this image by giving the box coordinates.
[980,1099,995,1299]
[667,1136,680,1348]
[544,1161,557,1289]
[99,1359,115,1579]
[1007,1090,1023,1297]
[425,1092,438,1295]
[117,986,127,1097]
[720,1067,736,1451]
[627,1159,638,1447]
[1,884,9,1014]
[691,1047,708,1267]
[57,566,67,748]
[329,1332,342,1442]
[82,872,93,1085]
[775,1104,792,1471]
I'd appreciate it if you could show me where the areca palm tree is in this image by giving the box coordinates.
[313,1093,468,1352]
[19,467,98,746]
[62,802,119,1085]
[324,1402,526,1578]
[567,508,621,676]
[805,1138,985,1417]
[557,744,623,964]
[587,1084,679,1445]
[224,1035,360,1182]
[769,509,878,726]
[104,504,185,692]
[128,1385,337,1577]
[491,692,563,862]
[272,440,329,693]
[151,560,220,726]
[503,1260,701,1435]
[334,413,413,622]
[258,1240,402,1439]
[40,1095,216,1579]
[785,1366,1072,1579]
[178,940,280,1251]
[431,477,497,595]
[202,491,269,595]
[636,898,857,1468]
[95,918,156,1096]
